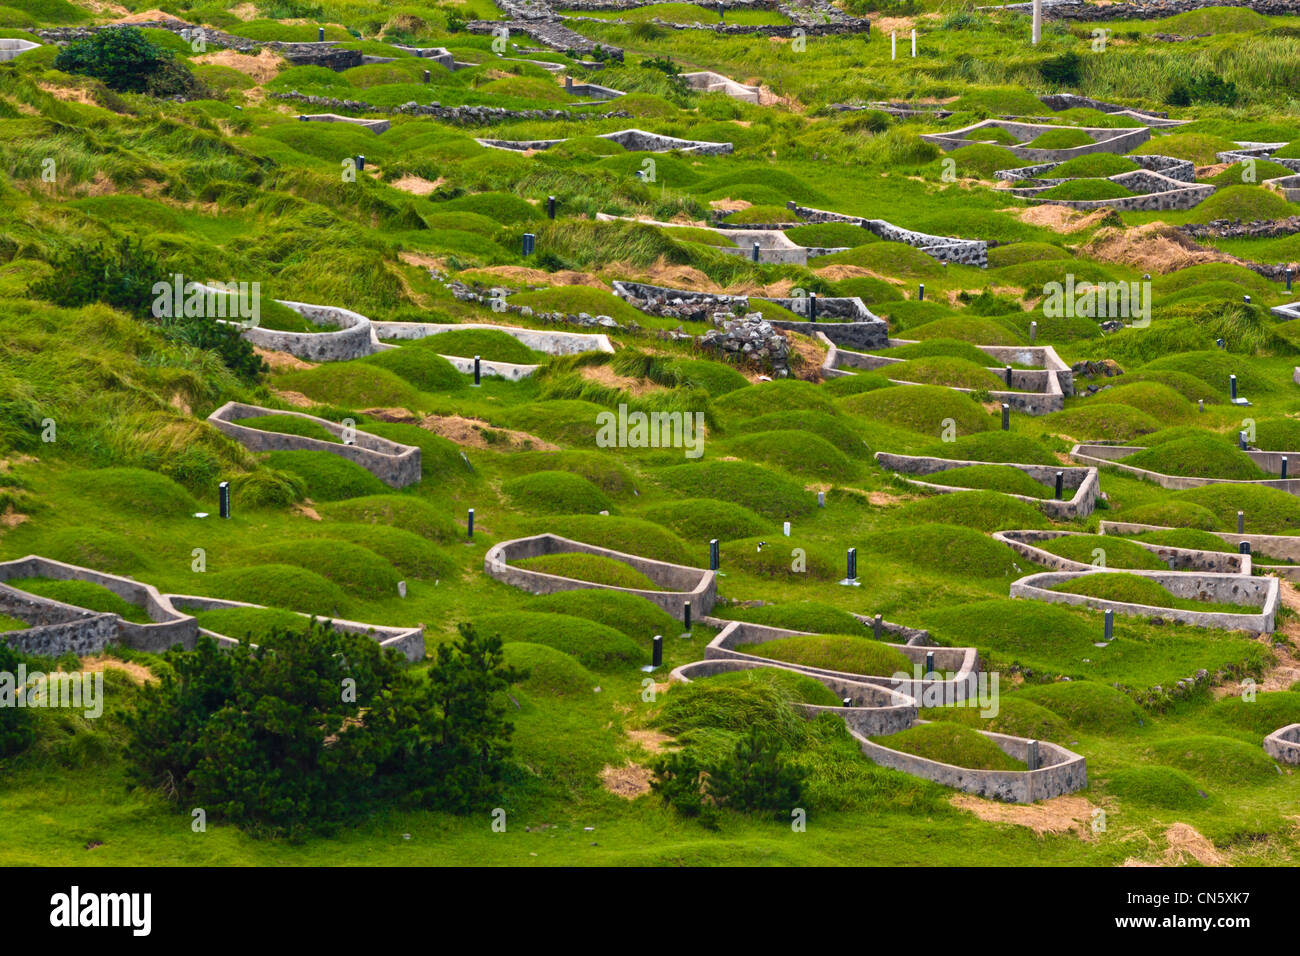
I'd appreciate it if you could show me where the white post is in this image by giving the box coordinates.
[891,32,896,60]
[1032,0,1042,44]
[911,29,916,57]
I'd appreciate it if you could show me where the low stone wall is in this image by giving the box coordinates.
[484,534,716,618]
[166,594,424,662]
[669,658,917,737]
[1100,519,1300,571]
[1264,723,1300,765]
[922,119,1150,164]
[0,556,197,654]
[298,113,390,134]
[992,529,1249,574]
[371,320,614,356]
[787,202,988,268]
[1020,169,1214,212]
[1038,92,1168,119]
[0,585,120,657]
[828,341,1069,414]
[244,299,379,362]
[705,619,981,703]
[477,128,733,155]
[208,402,422,489]
[853,721,1088,803]
[1275,301,1300,321]
[37,22,360,69]
[1071,443,1300,493]
[1009,569,1278,633]
[466,18,624,60]
[875,452,1100,519]
[270,91,631,126]
[1007,0,1300,22]
[680,71,761,104]
[0,39,39,62]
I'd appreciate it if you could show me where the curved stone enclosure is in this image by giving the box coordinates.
[1099,519,1300,581]
[0,39,39,62]
[1264,723,1300,765]
[1015,169,1214,212]
[676,622,1086,802]
[855,722,1087,803]
[786,202,988,267]
[1071,443,1300,493]
[993,528,1249,575]
[0,556,197,655]
[875,452,1100,520]
[477,128,733,155]
[1009,569,1278,633]
[298,113,390,133]
[921,119,1150,162]
[669,658,917,737]
[485,533,716,618]
[680,70,761,103]
[996,153,1194,184]
[828,340,1072,414]
[207,402,422,489]
[248,299,381,361]
[704,619,980,703]
[166,594,424,662]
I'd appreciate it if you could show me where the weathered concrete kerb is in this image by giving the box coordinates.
[485,533,716,618]
[1264,723,1300,765]
[875,452,1101,520]
[993,529,1250,574]
[207,402,423,490]
[0,556,197,655]
[1071,443,1300,494]
[1009,568,1279,632]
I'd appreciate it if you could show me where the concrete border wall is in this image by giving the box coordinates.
[166,594,425,662]
[0,556,197,654]
[852,721,1088,803]
[297,113,390,133]
[1071,443,1300,493]
[704,619,980,702]
[477,128,733,155]
[669,658,918,737]
[1099,520,1300,579]
[921,119,1150,163]
[1009,568,1278,632]
[680,70,761,103]
[992,528,1249,574]
[207,402,422,489]
[786,202,988,267]
[246,299,380,361]
[484,533,716,618]
[875,452,1100,519]
[0,39,39,62]
[1264,723,1300,765]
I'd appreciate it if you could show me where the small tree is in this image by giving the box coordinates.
[55,27,197,97]
[0,641,35,758]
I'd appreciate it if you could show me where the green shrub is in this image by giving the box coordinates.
[55,26,198,97]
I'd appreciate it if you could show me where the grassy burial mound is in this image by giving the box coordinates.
[1050,573,1253,614]
[869,723,1027,771]
[736,633,913,678]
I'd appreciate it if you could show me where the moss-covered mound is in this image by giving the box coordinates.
[720,537,838,580]
[477,611,645,670]
[1201,159,1294,187]
[1013,680,1146,733]
[1121,500,1219,531]
[886,356,1009,391]
[921,464,1053,498]
[203,565,348,616]
[1211,690,1300,736]
[720,600,865,635]
[653,461,814,519]
[1037,534,1168,570]
[945,143,1021,178]
[507,450,635,496]
[739,633,911,677]
[1132,132,1237,164]
[275,364,423,409]
[512,552,658,589]
[502,471,612,515]
[265,450,390,501]
[1128,528,1234,552]
[522,515,691,565]
[34,527,146,575]
[1105,766,1210,809]
[194,607,314,645]
[237,414,337,443]
[1039,404,1161,442]
[66,468,198,515]
[731,410,869,458]
[638,498,771,542]
[917,431,1059,465]
[1025,128,1096,149]
[322,495,461,542]
[1120,435,1267,480]
[888,491,1050,531]
[7,577,150,623]
[232,539,401,599]
[840,384,994,437]
[691,667,843,707]
[359,348,467,393]
[409,329,542,364]
[921,697,1069,742]
[861,523,1022,577]
[325,524,458,580]
[714,378,835,419]
[528,589,679,641]
[870,723,1026,771]
[503,642,598,697]
[1148,735,1279,785]
[1171,483,1300,534]
[1050,153,1140,177]
[723,430,857,481]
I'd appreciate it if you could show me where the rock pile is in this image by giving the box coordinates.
[700,313,790,377]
